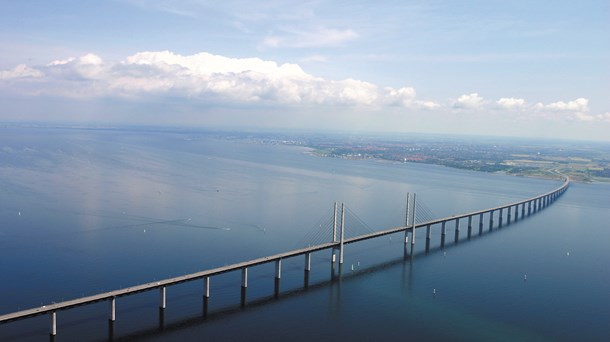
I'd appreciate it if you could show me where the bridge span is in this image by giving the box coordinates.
[0,176,570,336]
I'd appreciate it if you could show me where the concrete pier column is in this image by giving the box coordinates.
[241,268,248,288]
[468,216,472,229]
[441,221,446,235]
[275,259,282,279]
[426,224,431,239]
[411,193,417,246]
[305,253,311,271]
[499,209,503,226]
[50,311,56,336]
[489,210,494,229]
[455,218,460,232]
[159,287,166,309]
[404,192,410,244]
[339,203,345,264]
[109,297,116,322]
[528,201,532,215]
[479,213,484,234]
[514,205,518,220]
[204,276,210,298]
[507,206,512,223]
[521,203,525,217]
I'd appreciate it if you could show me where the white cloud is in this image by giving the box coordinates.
[545,98,589,112]
[454,93,485,109]
[260,27,358,49]
[497,97,526,109]
[0,64,43,80]
[0,51,604,121]
[0,51,391,106]
[383,87,439,109]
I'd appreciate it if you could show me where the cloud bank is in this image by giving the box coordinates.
[0,50,603,122]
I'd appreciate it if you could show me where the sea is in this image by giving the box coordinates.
[0,126,608,341]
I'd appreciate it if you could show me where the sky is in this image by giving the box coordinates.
[0,0,609,140]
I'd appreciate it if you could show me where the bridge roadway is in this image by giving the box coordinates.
[0,176,569,328]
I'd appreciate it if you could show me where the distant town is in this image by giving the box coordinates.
[219,131,610,183]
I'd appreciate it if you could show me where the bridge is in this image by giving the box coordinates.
[0,176,570,336]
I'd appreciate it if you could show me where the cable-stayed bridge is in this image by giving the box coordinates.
[0,176,570,337]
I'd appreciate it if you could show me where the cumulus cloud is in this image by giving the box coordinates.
[497,97,526,109]
[0,51,426,107]
[384,87,440,109]
[454,93,485,109]
[545,98,589,112]
[0,64,44,80]
[0,51,603,121]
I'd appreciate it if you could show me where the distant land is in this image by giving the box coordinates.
[2,123,609,182]
[217,130,610,183]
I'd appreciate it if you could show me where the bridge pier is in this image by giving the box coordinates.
[479,213,483,234]
[204,276,210,298]
[507,206,512,224]
[426,224,431,239]
[304,253,311,272]
[499,209,503,227]
[50,311,56,336]
[275,259,282,279]
[521,203,525,217]
[159,287,166,309]
[467,216,472,238]
[441,221,446,235]
[489,210,494,230]
[241,268,248,288]
[528,201,532,215]
[274,278,281,298]
[109,297,116,322]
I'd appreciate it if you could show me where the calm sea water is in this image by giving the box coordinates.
[0,127,608,341]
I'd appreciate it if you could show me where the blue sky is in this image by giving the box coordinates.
[1,0,608,140]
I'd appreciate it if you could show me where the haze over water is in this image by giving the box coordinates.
[1,127,608,341]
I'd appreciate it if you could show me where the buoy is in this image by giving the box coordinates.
[18,211,21,216]
[351,264,354,271]
[566,252,569,256]
[433,289,436,294]
[524,274,527,280]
